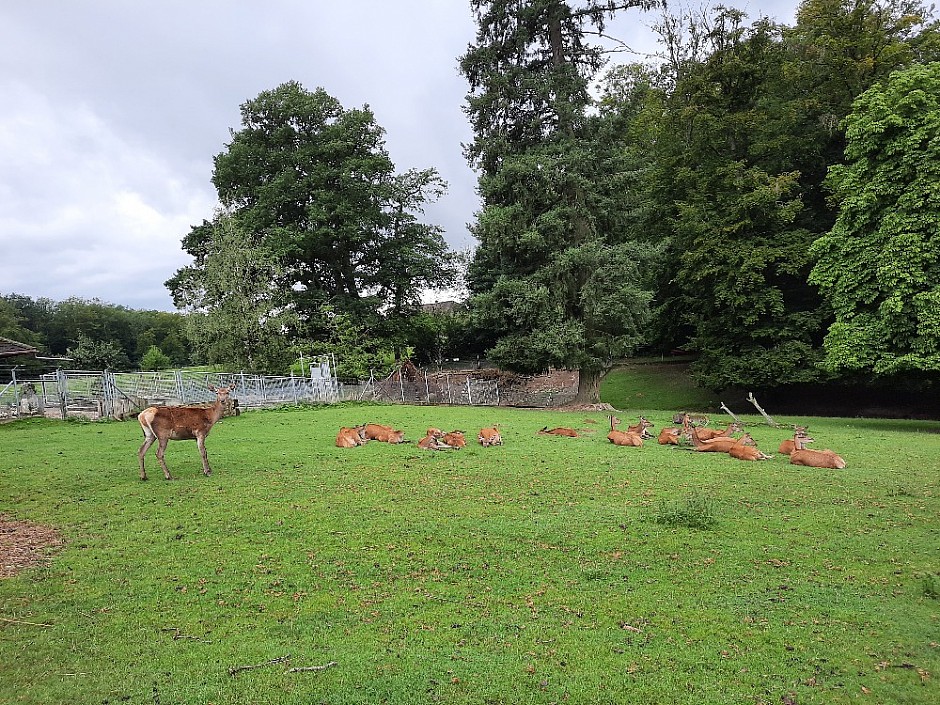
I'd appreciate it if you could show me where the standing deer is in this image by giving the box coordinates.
[137,384,235,480]
[788,431,846,469]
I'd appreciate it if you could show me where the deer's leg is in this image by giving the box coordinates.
[138,434,155,481]
[155,437,173,480]
[196,434,212,476]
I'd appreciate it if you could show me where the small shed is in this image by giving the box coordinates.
[0,337,38,359]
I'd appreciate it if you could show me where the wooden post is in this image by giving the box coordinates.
[57,369,68,419]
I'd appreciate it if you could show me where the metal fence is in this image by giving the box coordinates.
[1,359,578,421]
[347,363,577,408]
[0,358,339,421]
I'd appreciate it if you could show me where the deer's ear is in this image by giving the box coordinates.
[208,384,217,392]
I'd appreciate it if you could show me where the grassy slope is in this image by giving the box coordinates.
[601,360,718,412]
[1,404,938,705]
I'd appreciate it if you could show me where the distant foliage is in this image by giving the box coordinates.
[140,345,172,371]
[66,333,131,370]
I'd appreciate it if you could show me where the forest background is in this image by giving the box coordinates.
[3,0,940,412]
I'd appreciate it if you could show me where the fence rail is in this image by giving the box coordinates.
[348,363,577,408]
[0,358,339,421]
[1,361,577,421]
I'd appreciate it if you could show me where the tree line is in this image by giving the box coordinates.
[0,294,189,373]
[5,0,940,404]
[461,0,940,403]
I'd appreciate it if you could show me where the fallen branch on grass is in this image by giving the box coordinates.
[746,393,780,427]
[161,627,210,642]
[718,402,741,424]
[229,655,291,676]
[1,616,54,627]
[287,661,338,673]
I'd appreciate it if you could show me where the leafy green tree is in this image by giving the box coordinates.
[170,81,455,367]
[639,1,938,390]
[66,333,131,370]
[140,345,172,371]
[810,62,940,375]
[304,305,395,380]
[0,297,41,347]
[461,0,658,403]
[173,212,298,372]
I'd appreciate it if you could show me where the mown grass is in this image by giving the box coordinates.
[1,403,939,704]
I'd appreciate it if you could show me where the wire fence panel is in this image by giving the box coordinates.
[1,360,576,421]
[2,357,339,421]
[349,364,576,408]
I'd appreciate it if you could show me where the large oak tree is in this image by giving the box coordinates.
[168,82,455,369]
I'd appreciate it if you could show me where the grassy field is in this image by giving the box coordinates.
[1,401,938,704]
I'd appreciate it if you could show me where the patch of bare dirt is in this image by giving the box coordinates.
[0,514,64,578]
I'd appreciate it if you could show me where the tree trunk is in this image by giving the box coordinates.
[570,368,600,405]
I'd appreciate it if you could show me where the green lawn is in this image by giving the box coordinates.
[1,403,938,704]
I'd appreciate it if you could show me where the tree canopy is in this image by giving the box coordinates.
[168,81,456,371]
[810,62,940,375]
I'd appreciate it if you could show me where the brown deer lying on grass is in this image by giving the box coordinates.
[694,420,742,441]
[478,425,503,446]
[137,384,234,480]
[607,416,644,446]
[625,416,655,439]
[688,425,741,453]
[441,430,467,448]
[336,425,368,448]
[727,433,773,461]
[788,431,846,469]
[418,431,456,450]
[657,427,684,445]
[659,413,692,445]
[778,426,809,454]
[538,427,579,437]
[364,423,407,444]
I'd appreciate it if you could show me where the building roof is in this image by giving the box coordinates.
[0,337,38,358]
[420,300,464,315]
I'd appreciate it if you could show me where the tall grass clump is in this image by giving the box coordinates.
[652,492,717,530]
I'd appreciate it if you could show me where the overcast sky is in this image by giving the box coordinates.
[1,1,799,312]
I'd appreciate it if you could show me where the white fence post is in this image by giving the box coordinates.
[466,376,473,405]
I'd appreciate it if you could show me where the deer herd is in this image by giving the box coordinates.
[136,385,846,480]
[333,411,846,468]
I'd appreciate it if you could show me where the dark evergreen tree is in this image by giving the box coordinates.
[461,0,658,403]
